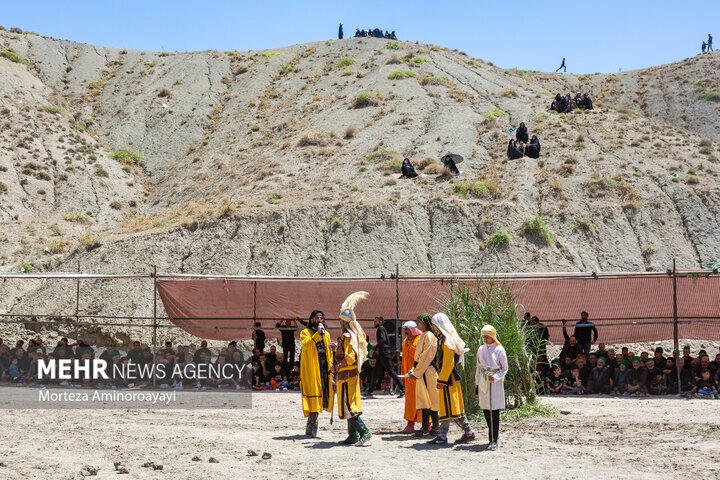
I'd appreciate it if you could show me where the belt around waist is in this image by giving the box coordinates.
[336,368,359,380]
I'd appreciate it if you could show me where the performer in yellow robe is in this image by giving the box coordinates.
[300,309,333,438]
[334,291,372,446]
[400,321,422,433]
[428,313,475,445]
[408,313,439,436]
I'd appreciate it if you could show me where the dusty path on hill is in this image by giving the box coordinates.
[0,392,718,479]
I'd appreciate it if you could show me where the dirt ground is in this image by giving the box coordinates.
[0,391,718,479]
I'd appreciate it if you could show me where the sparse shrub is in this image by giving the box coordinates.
[62,213,90,224]
[261,52,280,58]
[341,69,355,76]
[520,216,555,245]
[109,200,122,210]
[217,200,235,218]
[424,163,444,175]
[387,70,416,80]
[686,175,700,185]
[385,179,397,186]
[80,234,101,251]
[297,131,330,147]
[267,193,282,204]
[35,171,51,181]
[330,217,342,230]
[9,27,23,34]
[416,156,437,170]
[419,75,450,86]
[232,64,248,75]
[157,88,171,97]
[15,261,37,273]
[336,57,355,68]
[107,149,144,167]
[94,166,109,177]
[0,50,29,65]
[352,93,380,109]
[411,56,428,64]
[344,125,358,139]
[486,230,511,250]
[696,92,720,102]
[501,89,519,98]
[449,88,466,102]
[385,43,402,50]
[0,182,7,194]
[386,54,402,65]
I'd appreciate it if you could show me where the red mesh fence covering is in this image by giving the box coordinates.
[157,274,720,343]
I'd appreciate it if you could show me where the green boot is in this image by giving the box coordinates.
[353,416,372,447]
[343,421,359,444]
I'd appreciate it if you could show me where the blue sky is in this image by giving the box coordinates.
[3,1,718,73]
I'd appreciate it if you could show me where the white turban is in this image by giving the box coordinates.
[432,313,470,367]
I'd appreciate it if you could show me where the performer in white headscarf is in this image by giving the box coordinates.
[475,324,508,451]
[334,291,372,446]
[427,313,475,445]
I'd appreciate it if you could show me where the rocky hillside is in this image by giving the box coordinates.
[1,30,720,343]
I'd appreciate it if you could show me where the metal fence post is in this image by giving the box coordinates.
[152,265,158,388]
[673,259,681,393]
[75,260,80,342]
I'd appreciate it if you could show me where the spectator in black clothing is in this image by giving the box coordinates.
[160,341,176,357]
[266,345,279,365]
[366,316,405,396]
[338,24,343,40]
[525,135,541,158]
[528,315,549,357]
[360,357,378,392]
[355,28,361,37]
[652,347,665,369]
[625,356,648,396]
[257,354,272,384]
[253,322,266,353]
[580,93,593,110]
[694,355,716,382]
[708,34,713,52]
[276,319,298,364]
[401,158,418,179]
[587,356,612,394]
[681,345,693,369]
[516,122,529,143]
[560,355,575,376]
[559,333,583,362]
[556,58,566,72]
[194,341,211,363]
[507,139,524,160]
[564,312,598,358]
[702,41,707,53]
[574,354,590,385]
[442,154,460,174]
[127,341,144,364]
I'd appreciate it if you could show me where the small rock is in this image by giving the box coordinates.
[192,456,202,462]
[262,453,272,460]
[142,462,154,468]
[81,465,98,476]
[117,466,129,474]
[559,410,571,415]
[208,457,219,463]
[153,464,163,471]
[113,462,122,470]
[247,449,258,457]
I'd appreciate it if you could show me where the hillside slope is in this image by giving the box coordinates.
[1,31,720,343]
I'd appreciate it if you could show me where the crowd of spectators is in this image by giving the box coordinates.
[550,92,593,113]
[527,314,720,399]
[354,28,397,39]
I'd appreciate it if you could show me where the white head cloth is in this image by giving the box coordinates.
[340,291,369,367]
[432,313,469,367]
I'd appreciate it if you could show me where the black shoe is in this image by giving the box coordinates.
[343,435,359,445]
[487,441,498,451]
[396,391,405,398]
[427,436,447,445]
[413,429,429,437]
[455,432,475,444]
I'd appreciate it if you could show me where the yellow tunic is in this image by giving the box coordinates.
[336,334,362,420]
[401,335,422,422]
[437,341,465,421]
[412,331,439,411]
[300,327,334,417]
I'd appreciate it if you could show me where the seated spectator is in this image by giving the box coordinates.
[561,366,584,394]
[266,345,279,366]
[400,158,418,179]
[690,369,719,399]
[360,357,378,394]
[194,341,211,363]
[251,363,264,390]
[649,371,668,396]
[574,354,590,385]
[208,355,231,389]
[258,354,272,383]
[587,356,612,394]
[624,356,648,396]
[269,363,289,390]
[545,364,564,394]
[525,135,541,158]
[516,122,529,143]
[560,355,575,377]
[289,362,301,390]
[579,93,593,110]
[442,154,460,174]
[507,139,524,160]
[612,360,628,395]
[8,358,20,382]
[694,354,716,382]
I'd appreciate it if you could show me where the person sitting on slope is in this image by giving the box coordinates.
[507,140,524,160]
[400,158,418,179]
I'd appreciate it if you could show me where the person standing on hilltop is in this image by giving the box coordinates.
[338,23,343,40]
[702,41,707,54]
[556,58,566,72]
[708,34,713,52]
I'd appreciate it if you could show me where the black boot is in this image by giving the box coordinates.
[414,409,430,436]
[429,410,440,435]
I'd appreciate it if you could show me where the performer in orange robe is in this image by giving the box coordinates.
[400,321,423,433]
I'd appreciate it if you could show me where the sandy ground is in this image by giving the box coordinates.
[0,391,718,479]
